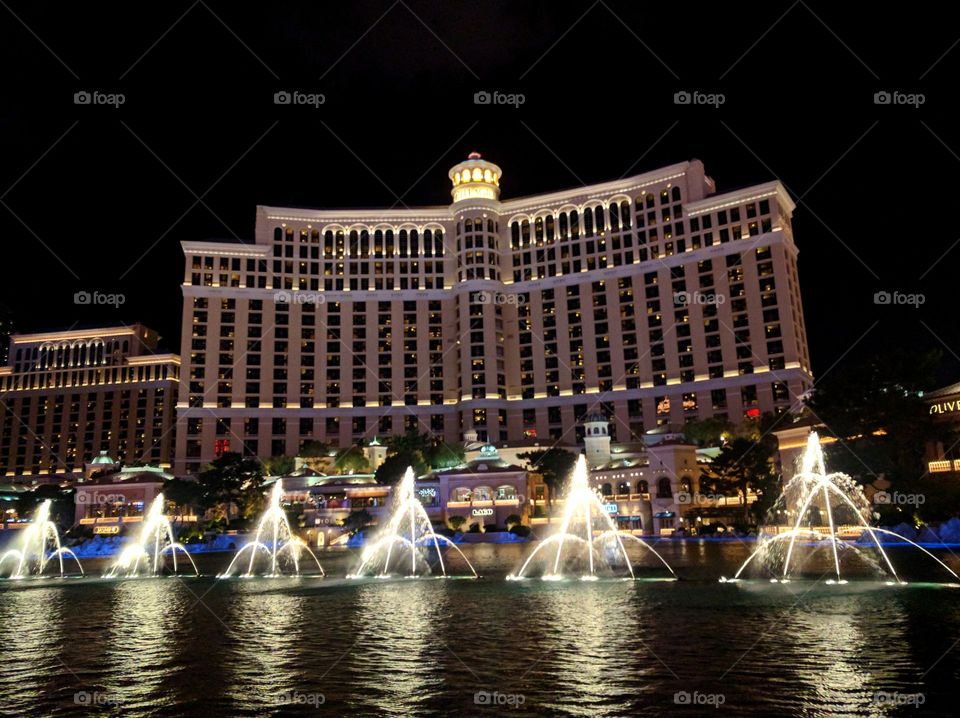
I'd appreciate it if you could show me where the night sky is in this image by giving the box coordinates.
[2,1,958,383]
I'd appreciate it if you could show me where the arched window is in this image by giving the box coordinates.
[359,230,369,258]
[410,229,419,257]
[620,201,632,229]
[521,219,530,243]
[584,209,594,237]
[617,481,630,495]
[570,210,580,238]
[273,227,282,242]
[680,476,692,494]
[423,229,433,257]
[495,485,517,500]
[609,203,620,231]
[465,218,474,233]
[672,186,681,202]
[473,485,492,501]
[546,215,555,241]
[637,480,649,494]
[511,221,521,248]
[558,213,568,238]
[601,483,613,497]
[385,230,394,258]
[434,230,443,255]
[657,477,672,499]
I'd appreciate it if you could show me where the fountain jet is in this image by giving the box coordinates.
[722,432,960,584]
[0,500,83,579]
[219,480,324,578]
[508,455,676,581]
[349,467,477,578]
[104,494,199,578]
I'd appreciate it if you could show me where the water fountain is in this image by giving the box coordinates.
[104,494,199,578]
[219,480,324,578]
[721,432,960,584]
[348,467,477,578]
[507,455,676,581]
[0,500,83,579]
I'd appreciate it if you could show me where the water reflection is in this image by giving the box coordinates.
[534,583,645,717]
[106,579,190,712]
[348,580,445,716]
[0,585,65,713]
[223,579,312,714]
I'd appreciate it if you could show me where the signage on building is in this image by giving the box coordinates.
[930,399,960,415]
[94,525,120,535]
[417,487,437,499]
[603,503,619,515]
[471,507,494,517]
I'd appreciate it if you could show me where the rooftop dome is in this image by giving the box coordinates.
[91,450,116,465]
[582,412,608,424]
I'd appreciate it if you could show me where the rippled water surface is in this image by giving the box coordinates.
[0,542,958,716]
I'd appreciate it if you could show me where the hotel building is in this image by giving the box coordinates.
[176,155,812,474]
[0,324,180,479]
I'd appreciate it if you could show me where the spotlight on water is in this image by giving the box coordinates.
[507,455,676,581]
[0,500,83,579]
[348,467,477,579]
[104,494,198,578]
[219,480,324,578]
[724,432,960,585]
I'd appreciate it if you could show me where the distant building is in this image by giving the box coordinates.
[176,155,812,473]
[0,324,180,480]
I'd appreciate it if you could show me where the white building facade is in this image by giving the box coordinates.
[176,155,812,474]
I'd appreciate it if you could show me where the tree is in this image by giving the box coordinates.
[18,484,74,527]
[334,446,370,474]
[448,515,467,532]
[700,436,779,522]
[809,349,940,489]
[683,417,735,447]
[425,441,465,470]
[517,449,578,510]
[375,450,426,485]
[504,514,522,528]
[262,455,296,476]
[299,440,331,458]
[163,478,202,514]
[340,508,374,535]
[196,452,265,522]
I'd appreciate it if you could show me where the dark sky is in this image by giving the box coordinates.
[2,1,958,383]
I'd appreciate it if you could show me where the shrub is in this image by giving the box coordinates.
[504,514,522,528]
[509,524,532,538]
[448,515,467,531]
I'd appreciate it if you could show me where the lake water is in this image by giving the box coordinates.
[0,541,958,716]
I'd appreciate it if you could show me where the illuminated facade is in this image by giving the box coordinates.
[0,325,179,479]
[176,155,812,473]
